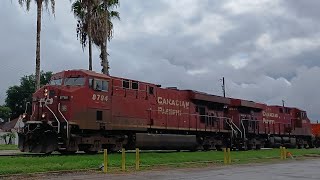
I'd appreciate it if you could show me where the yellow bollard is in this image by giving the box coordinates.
[223,148,227,165]
[280,146,283,160]
[283,147,287,159]
[227,148,231,164]
[122,148,126,171]
[136,148,140,170]
[103,149,108,173]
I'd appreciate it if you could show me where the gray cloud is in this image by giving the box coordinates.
[1,0,320,121]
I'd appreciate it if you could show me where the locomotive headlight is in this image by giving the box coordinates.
[22,113,27,119]
[44,89,48,97]
[41,113,46,119]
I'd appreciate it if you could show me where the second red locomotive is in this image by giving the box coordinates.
[18,70,313,154]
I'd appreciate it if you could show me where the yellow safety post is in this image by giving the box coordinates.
[283,147,287,159]
[136,148,140,170]
[103,149,108,173]
[227,148,231,164]
[122,148,126,171]
[223,148,227,165]
[280,146,283,160]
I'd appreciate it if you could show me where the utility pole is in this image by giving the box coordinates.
[282,100,285,108]
[222,77,226,98]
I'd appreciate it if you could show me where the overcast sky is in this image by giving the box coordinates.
[1,0,320,120]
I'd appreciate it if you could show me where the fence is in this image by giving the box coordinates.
[102,147,293,173]
[102,148,234,173]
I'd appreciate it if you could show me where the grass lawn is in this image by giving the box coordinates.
[0,148,320,175]
[0,144,18,151]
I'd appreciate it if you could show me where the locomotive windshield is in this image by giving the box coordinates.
[49,78,63,85]
[64,77,86,86]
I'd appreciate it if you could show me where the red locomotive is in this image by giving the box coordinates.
[18,69,313,154]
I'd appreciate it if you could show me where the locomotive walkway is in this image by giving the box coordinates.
[32,159,320,180]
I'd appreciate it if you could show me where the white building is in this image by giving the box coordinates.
[0,117,24,145]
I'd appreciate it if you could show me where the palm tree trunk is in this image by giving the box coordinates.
[35,0,42,90]
[88,36,93,70]
[88,3,93,71]
[101,42,109,75]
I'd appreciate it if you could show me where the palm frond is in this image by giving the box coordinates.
[18,0,55,14]
[18,0,32,11]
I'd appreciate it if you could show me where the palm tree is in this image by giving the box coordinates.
[18,0,55,90]
[91,0,120,75]
[72,0,120,75]
[72,0,94,71]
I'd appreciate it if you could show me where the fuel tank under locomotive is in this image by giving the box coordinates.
[135,133,198,150]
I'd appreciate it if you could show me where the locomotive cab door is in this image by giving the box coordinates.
[147,85,157,127]
[86,78,112,130]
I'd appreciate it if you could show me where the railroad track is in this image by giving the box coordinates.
[0,153,46,157]
[0,151,91,157]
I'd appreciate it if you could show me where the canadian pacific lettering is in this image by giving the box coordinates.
[157,97,190,109]
[262,111,277,124]
[158,107,182,116]
[157,97,189,116]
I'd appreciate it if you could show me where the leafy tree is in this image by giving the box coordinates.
[72,0,120,75]
[5,72,52,119]
[18,0,55,90]
[0,106,12,122]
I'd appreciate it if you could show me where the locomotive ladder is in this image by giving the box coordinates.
[45,104,60,133]
[44,103,70,139]
[225,118,244,149]
[226,118,243,139]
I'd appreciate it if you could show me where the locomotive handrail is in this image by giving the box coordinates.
[146,108,233,131]
[58,103,69,139]
[44,104,60,133]
[147,108,230,118]
[241,119,260,122]
[24,102,30,114]
[240,119,246,140]
[241,119,264,135]
[224,119,235,138]
[227,119,242,139]
[30,104,36,121]
[231,121,242,138]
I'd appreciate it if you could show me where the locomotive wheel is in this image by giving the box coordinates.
[59,150,77,155]
[84,150,98,154]
[203,145,210,151]
[255,144,262,150]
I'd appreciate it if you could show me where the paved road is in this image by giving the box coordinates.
[38,159,320,180]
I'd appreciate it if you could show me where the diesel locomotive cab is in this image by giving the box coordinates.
[18,72,87,154]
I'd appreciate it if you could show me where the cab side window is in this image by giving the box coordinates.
[148,86,154,95]
[122,79,130,89]
[132,81,139,90]
[93,79,109,91]
[89,79,94,88]
[102,81,109,91]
